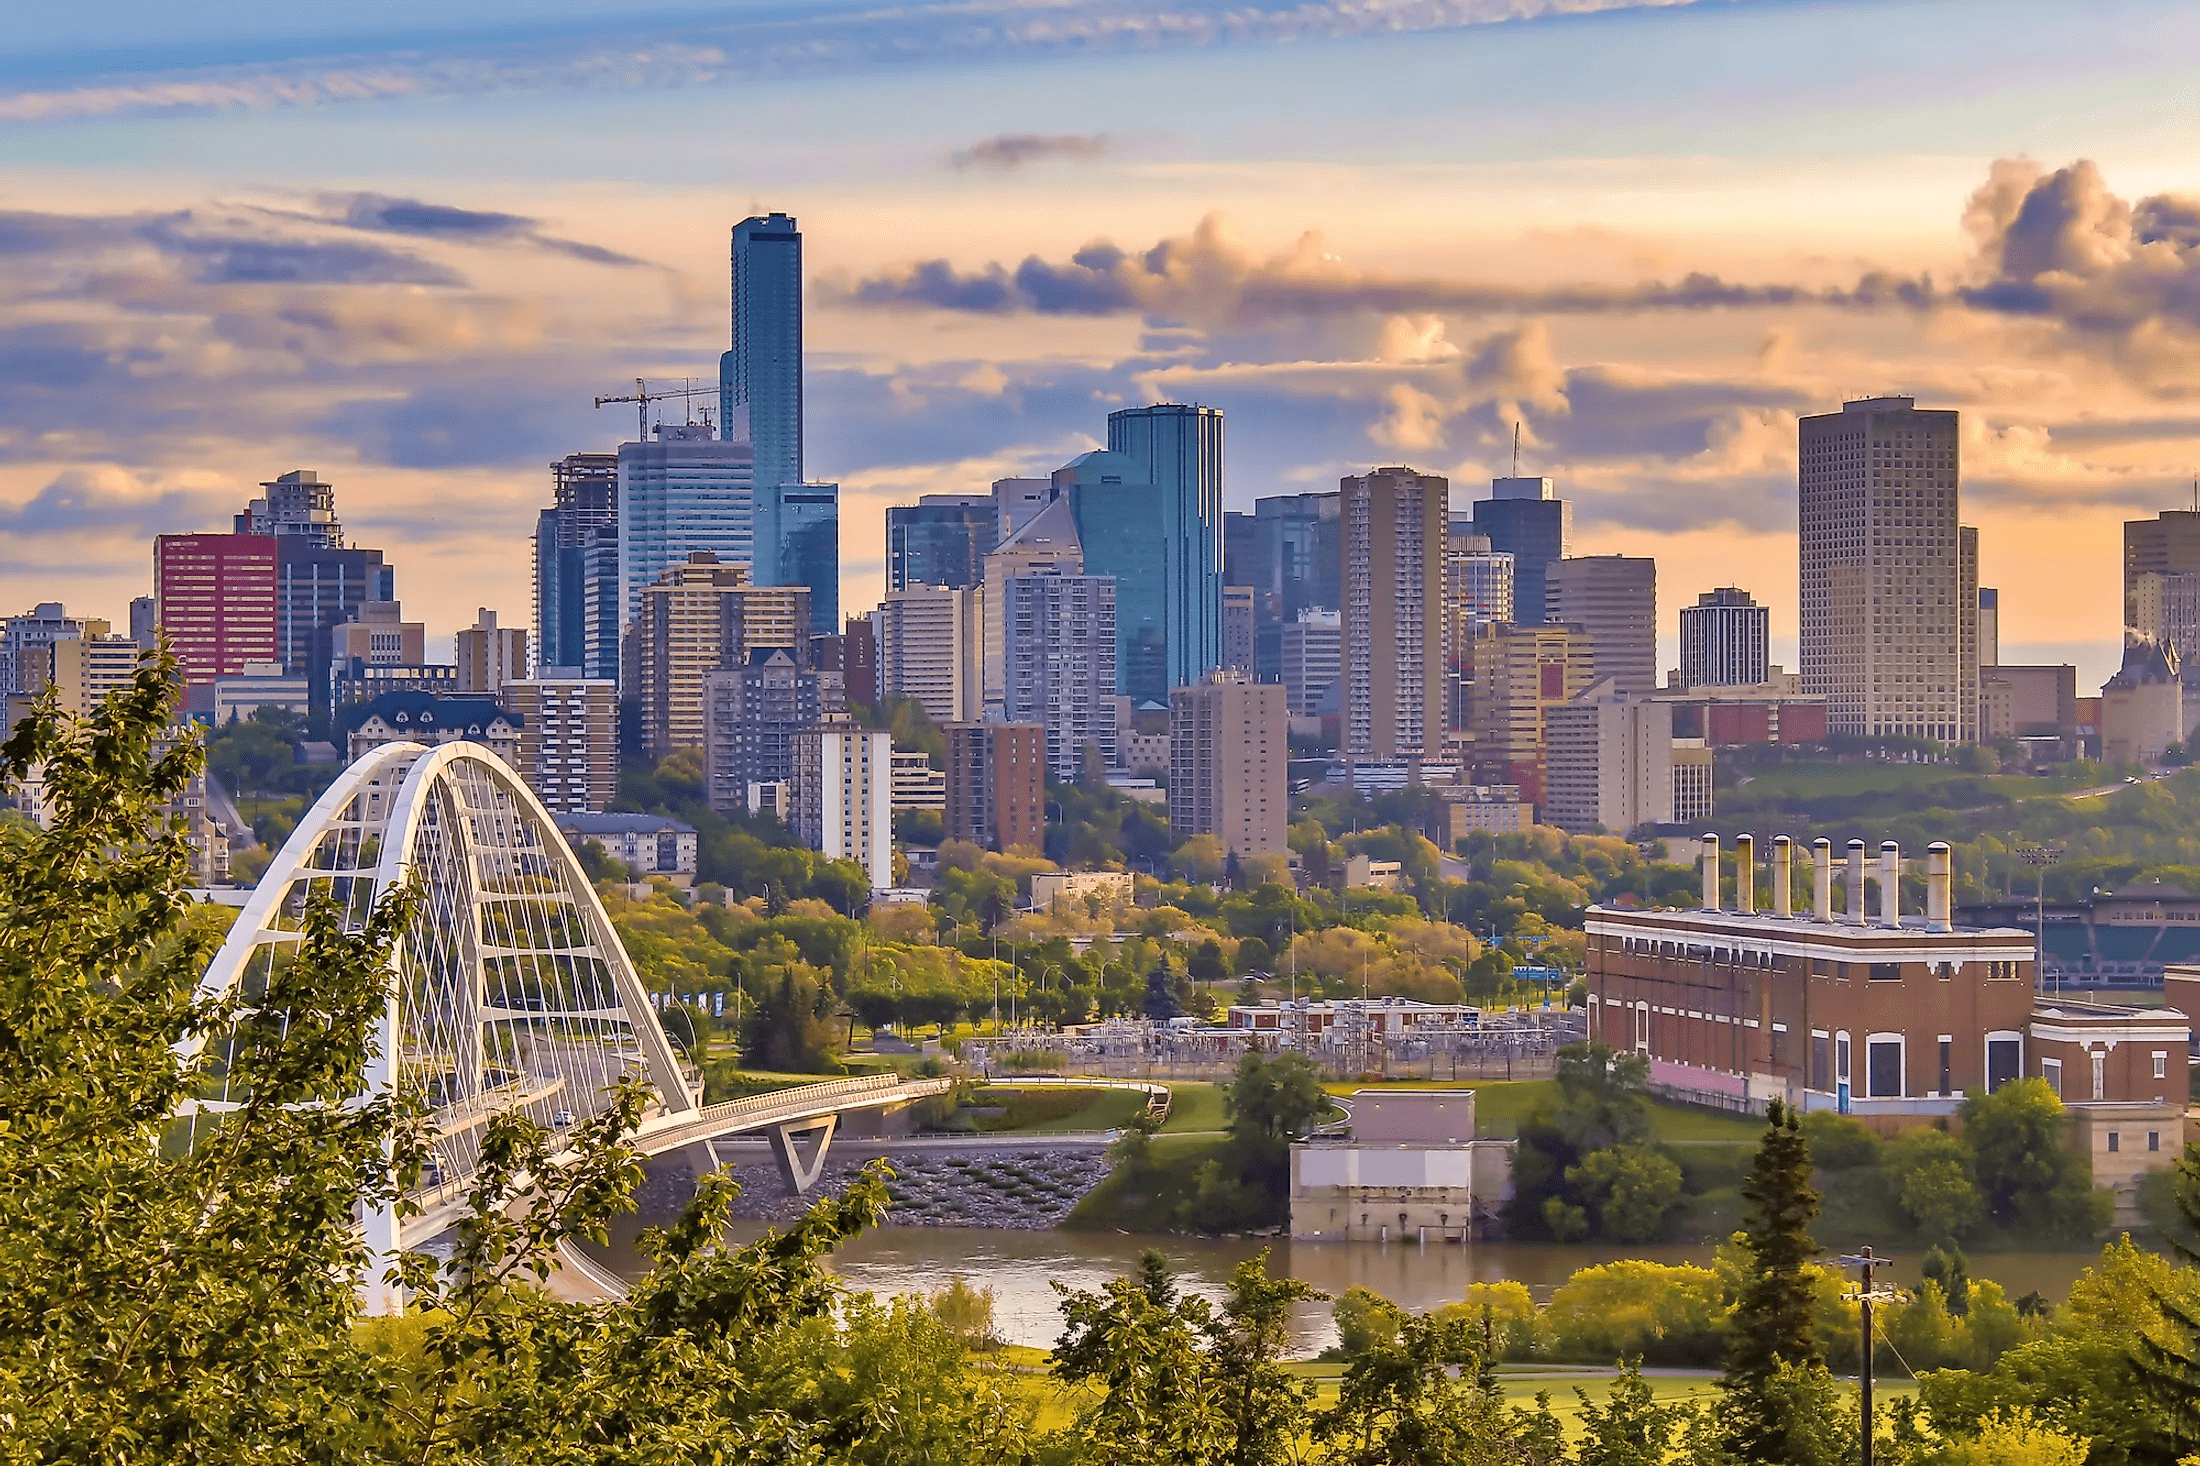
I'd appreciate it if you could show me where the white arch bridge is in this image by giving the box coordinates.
[189,741,949,1312]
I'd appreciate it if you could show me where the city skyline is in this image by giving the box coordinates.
[2,2,2199,684]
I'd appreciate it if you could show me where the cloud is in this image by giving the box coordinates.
[0,467,229,537]
[844,212,1933,325]
[1957,158,2200,340]
[310,192,644,266]
[948,133,1111,172]
[0,0,1716,125]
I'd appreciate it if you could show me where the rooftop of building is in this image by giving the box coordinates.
[341,690,520,733]
[553,812,697,835]
[1587,904,2034,943]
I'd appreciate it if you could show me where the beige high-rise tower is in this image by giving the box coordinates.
[1798,397,1977,742]
[1340,466,1445,761]
[1170,670,1286,857]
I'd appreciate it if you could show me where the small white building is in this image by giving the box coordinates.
[1290,1089,1513,1243]
[1030,869,1134,912]
[553,812,698,881]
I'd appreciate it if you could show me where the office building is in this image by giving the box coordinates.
[945,722,1045,853]
[1467,621,1595,806]
[233,473,395,715]
[628,552,812,763]
[456,608,529,696]
[329,662,457,707]
[1671,739,1714,823]
[617,424,757,635]
[1547,555,1658,695]
[1001,568,1118,783]
[792,727,893,892]
[1980,664,2080,743]
[700,650,839,815]
[1679,588,1770,689]
[153,535,279,688]
[2124,508,2200,633]
[210,662,312,725]
[722,212,803,491]
[582,528,623,687]
[1444,523,1514,735]
[1543,681,1674,835]
[1797,396,1977,742]
[888,494,996,592]
[994,477,1053,542]
[1224,511,1265,613]
[505,674,618,813]
[1222,585,1256,676]
[1280,609,1342,719]
[2133,572,2200,671]
[1340,466,1446,761]
[891,750,946,813]
[1656,686,1830,746]
[813,615,877,708]
[2101,639,2183,766]
[983,492,1085,716]
[877,584,981,724]
[534,452,618,675]
[1170,670,1286,857]
[1069,404,1226,703]
[757,480,838,636]
[1978,586,2000,668]
[1,603,94,697]
[1471,476,1571,627]
[235,470,337,543]
[344,691,522,767]
[128,596,157,649]
[1253,490,1342,624]
[47,632,140,718]
[329,601,424,676]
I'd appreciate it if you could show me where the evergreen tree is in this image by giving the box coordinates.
[1719,1098,1825,1463]
[2133,1141,2200,1456]
[1143,960,1183,1020]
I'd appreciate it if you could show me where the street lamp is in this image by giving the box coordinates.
[1838,1248,1900,1466]
[2020,844,2062,993]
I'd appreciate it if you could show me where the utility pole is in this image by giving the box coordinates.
[1840,1247,1898,1466]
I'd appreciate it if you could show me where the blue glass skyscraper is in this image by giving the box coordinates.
[1471,477,1571,625]
[1090,403,1224,703]
[769,482,839,635]
[722,212,803,490]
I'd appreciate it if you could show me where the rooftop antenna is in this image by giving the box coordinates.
[1511,421,1522,477]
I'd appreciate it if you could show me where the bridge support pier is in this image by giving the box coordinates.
[767,1115,838,1194]
[683,1139,726,1179]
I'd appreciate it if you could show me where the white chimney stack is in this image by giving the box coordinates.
[1927,842,1952,933]
[1736,834,1756,914]
[1847,839,1867,925]
[1773,835,1793,919]
[1813,838,1833,923]
[1880,841,1902,928]
[1701,833,1720,911]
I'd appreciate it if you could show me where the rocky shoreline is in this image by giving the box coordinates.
[639,1144,1114,1229]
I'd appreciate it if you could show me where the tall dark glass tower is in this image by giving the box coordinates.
[722,212,803,493]
[1093,403,1224,702]
[534,452,617,672]
[1471,476,1570,626]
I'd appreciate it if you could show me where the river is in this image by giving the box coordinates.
[578,1159,2114,1355]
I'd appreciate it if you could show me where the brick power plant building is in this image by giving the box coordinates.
[1585,834,2192,1222]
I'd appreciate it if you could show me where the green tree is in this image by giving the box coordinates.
[1053,1254,1226,1465]
[1885,1126,1984,1245]
[1209,1252,1325,1466]
[1719,1099,1825,1463]
[1574,1361,1688,1466]
[1961,1078,2110,1241]
[1334,1286,1408,1357]
[739,962,841,1072]
[1505,1042,1655,1238]
[1565,1141,1684,1244]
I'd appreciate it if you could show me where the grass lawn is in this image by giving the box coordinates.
[1158,1082,1228,1133]
[1061,1132,1225,1231]
[1731,764,1969,801]
[1318,1079,1762,1145]
[971,1086,1150,1133]
[976,1355,1913,1438]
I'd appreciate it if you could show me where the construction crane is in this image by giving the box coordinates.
[593,377,718,442]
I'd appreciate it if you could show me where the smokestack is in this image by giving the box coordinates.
[1880,841,1902,928]
[1847,839,1867,925]
[1701,834,1720,911]
[1736,834,1756,914]
[1927,842,1952,933]
[1813,838,1833,923]
[1773,836,1793,919]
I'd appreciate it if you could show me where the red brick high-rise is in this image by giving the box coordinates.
[945,722,1044,854]
[153,533,278,686]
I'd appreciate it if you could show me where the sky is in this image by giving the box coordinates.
[2,0,2198,682]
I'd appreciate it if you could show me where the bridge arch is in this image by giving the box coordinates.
[192,740,698,1308]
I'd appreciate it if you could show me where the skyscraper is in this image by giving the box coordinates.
[722,212,803,489]
[455,608,528,695]
[2124,508,2200,633]
[153,535,278,689]
[945,722,1045,854]
[535,452,617,672]
[876,584,981,724]
[762,481,838,635]
[1169,670,1286,857]
[1546,555,1658,695]
[703,650,839,814]
[616,424,756,639]
[231,471,394,717]
[887,494,996,591]
[235,470,340,544]
[1001,567,1118,783]
[1339,466,1445,761]
[1472,476,1571,626]
[627,552,810,761]
[1093,403,1225,701]
[1679,587,1770,689]
[983,492,1085,716]
[1467,621,1595,805]
[792,727,893,892]
[1221,585,1256,675]
[1797,396,1976,742]
[1442,516,1512,733]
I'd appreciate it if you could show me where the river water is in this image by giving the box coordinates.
[580,1160,2112,1355]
